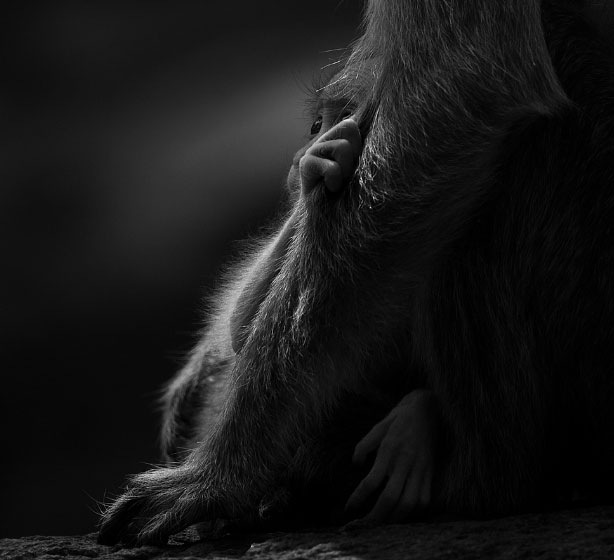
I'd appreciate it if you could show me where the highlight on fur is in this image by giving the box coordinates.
[99,0,614,545]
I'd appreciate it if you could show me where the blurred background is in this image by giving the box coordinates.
[1,0,361,537]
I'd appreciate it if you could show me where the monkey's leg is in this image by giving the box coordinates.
[229,210,300,354]
[163,206,302,462]
[98,215,305,546]
[98,121,364,546]
[161,341,234,463]
[159,213,300,462]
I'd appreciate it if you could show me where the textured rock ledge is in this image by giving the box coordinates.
[2,507,614,560]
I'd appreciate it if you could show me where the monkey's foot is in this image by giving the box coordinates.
[98,465,220,546]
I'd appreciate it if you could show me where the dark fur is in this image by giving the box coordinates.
[99,0,614,545]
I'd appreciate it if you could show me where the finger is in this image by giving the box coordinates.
[308,139,358,182]
[299,154,342,194]
[365,470,406,522]
[420,468,432,508]
[345,459,388,512]
[318,118,362,158]
[390,465,425,522]
[352,417,391,465]
[98,491,144,545]
[135,488,204,545]
[136,509,183,546]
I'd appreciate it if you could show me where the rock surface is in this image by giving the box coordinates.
[2,507,614,560]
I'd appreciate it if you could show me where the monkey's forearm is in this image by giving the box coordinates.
[230,209,300,353]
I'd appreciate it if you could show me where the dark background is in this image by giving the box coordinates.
[1,1,361,538]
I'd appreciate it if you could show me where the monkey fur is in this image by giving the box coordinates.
[99,0,614,545]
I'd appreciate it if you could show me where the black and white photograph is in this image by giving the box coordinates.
[2,1,614,558]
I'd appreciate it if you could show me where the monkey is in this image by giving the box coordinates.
[99,0,614,546]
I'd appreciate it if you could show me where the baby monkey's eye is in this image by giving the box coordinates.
[310,116,323,135]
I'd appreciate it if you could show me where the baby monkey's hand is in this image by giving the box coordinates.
[345,389,438,522]
[298,118,362,195]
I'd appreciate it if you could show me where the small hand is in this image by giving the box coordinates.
[299,118,362,195]
[345,390,438,522]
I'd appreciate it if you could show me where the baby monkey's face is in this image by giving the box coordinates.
[287,69,370,202]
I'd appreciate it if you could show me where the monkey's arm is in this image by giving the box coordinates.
[229,211,299,354]
[230,117,361,352]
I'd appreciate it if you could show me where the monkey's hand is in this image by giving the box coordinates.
[345,389,438,522]
[98,462,221,546]
[298,117,362,195]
